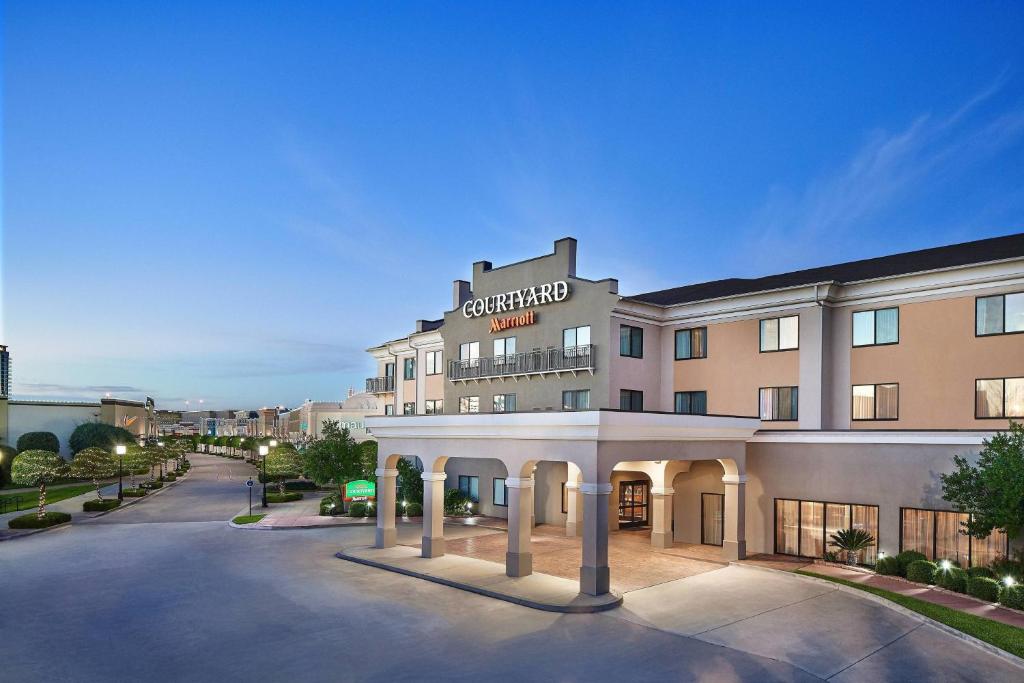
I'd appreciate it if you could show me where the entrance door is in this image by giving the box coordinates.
[618,480,649,528]
[701,492,725,546]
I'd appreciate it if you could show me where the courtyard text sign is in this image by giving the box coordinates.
[462,281,570,318]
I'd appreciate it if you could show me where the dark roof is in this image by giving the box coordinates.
[626,232,1024,306]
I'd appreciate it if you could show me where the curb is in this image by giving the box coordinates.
[0,520,73,542]
[734,561,1024,670]
[335,547,624,614]
[88,468,192,518]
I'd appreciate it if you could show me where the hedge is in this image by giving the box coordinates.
[319,494,340,515]
[935,566,968,593]
[999,584,1024,610]
[83,499,121,512]
[140,480,164,490]
[349,501,369,517]
[122,488,146,497]
[895,550,927,577]
[16,431,60,453]
[968,566,996,580]
[875,556,901,576]
[906,560,937,584]
[68,423,136,454]
[266,491,303,503]
[8,511,72,529]
[967,576,1000,602]
[402,502,423,517]
[165,473,177,481]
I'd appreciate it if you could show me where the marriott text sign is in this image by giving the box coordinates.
[462,281,570,318]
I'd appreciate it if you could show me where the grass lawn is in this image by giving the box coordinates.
[0,484,97,511]
[796,569,1024,659]
[232,514,266,525]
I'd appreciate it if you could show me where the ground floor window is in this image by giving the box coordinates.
[425,399,443,414]
[492,477,507,506]
[619,389,643,412]
[775,498,879,564]
[675,391,707,415]
[384,404,395,416]
[458,475,479,503]
[493,393,516,413]
[760,386,798,421]
[562,389,590,411]
[701,492,724,546]
[403,402,415,415]
[900,507,1008,567]
[459,396,479,413]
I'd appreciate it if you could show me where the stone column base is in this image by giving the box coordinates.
[580,565,610,596]
[375,527,396,549]
[506,551,533,577]
[421,536,445,558]
[723,540,746,561]
[650,531,673,549]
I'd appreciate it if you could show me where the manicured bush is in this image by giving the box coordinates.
[8,511,72,529]
[0,444,16,484]
[999,584,1024,610]
[165,473,177,481]
[68,422,135,454]
[967,576,1000,602]
[875,556,901,576]
[140,480,164,490]
[319,493,340,515]
[16,431,60,453]
[935,566,968,593]
[284,480,318,491]
[349,501,368,517]
[989,558,1024,584]
[404,502,423,517]
[444,488,472,515]
[83,498,121,512]
[968,566,996,579]
[895,550,928,577]
[906,560,937,584]
[122,488,146,497]
[266,491,303,503]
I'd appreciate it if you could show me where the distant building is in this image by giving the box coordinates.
[0,345,10,398]
[279,392,383,443]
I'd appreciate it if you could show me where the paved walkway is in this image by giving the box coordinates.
[807,563,1024,629]
[249,491,383,528]
[0,482,120,539]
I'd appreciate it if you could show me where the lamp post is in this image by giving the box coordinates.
[259,445,269,508]
[157,441,165,481]
[115,444,127,501]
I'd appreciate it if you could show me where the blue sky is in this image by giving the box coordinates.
[3,2,1024,410]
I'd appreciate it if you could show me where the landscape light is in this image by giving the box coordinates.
[1005,576,1016,587]
[402,500,408,508]
[466,502,472,511]
[259,446,269,456]
[940,560,952,571]
[115,444,127,456]
[877,551,885,559]
[157,441,164,447]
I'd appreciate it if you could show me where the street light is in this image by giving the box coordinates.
[269,439,278,448]
[115,444,127,501]
[259,445,269,508]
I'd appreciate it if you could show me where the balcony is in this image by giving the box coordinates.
[448,344,595,383]
[366,375,395,393]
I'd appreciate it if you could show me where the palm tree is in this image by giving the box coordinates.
[828,528,876,565]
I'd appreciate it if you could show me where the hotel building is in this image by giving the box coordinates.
[365,234,1024,597]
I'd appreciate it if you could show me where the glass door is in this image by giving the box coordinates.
[618,480,649,528]
[701,493,724,546]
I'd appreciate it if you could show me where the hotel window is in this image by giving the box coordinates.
[619,325,643,358]
[775,498,879,564]
[459,342,480,364]
[759,315,799,352]
[852,383,899,420]
[976,377,1024,418]
[562,325,591,348]
[976,292,1024,336]
[493,336,516,360]
[674,391,707,415]
[458,475,479,503]
[562,389,590,411]
[424,350,442,375]
[853,307,899,347]
[403,358,416,380]
[759,386,798,421]
[458,396,479,414]
[493,393,517,413]
[384,362,395,378]
[620,389,643,412]
[674,327,707,360]
[384,404,395,416]
[901,508,1008,567]
[425,399,443,415]
[402,402,415,415]
[493,477,507,507]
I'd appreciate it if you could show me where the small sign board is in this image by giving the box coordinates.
[246,479,254,488]
[344,479,376,501]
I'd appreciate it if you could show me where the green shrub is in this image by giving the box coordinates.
[319,493,340,515]
[349,501,368,517]
[68,422,135,454]
[895,550,927,577]
[999,584,1024,610]
[83,498,121,512]
[16,431,60,453]
[122,488,146,497]
[968,566,996,579]
[8,511,72,529]
[967,576,1000,602]
[404,502,423,517]
[140,480,163,490]
[266,491,302,503]
[165,473,177,481]
[989,558,1024,584]
[935,566,968,593]
[444,488,472,515]
[875,556,901,576]
[906,560,937,584]
[0,445,16,484]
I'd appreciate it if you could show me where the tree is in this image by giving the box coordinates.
[16,431,60,453]
[70,447,118,500]
[265,448,304,493]
[123,445,149,488]
[69,422,136,454]
[302,421,374,502]
[828,528,876,565]
[10,450,70,519]
[942,422,1024,539]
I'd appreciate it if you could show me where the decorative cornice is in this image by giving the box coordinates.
[375,468,399,478]
[420,472,447,481]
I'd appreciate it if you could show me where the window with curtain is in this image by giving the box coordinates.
[459,342,480,363]
[775,499,800,555]
[935,511,970,566]
[851,504,879,563]
[674,327,707,360]
[493,337,516,358]
[760,386,799,421]
[619,325,643,358]
[562,389,590,411]
[619,389,643,412]
[976,377,1024,418]
[977,292,1024,336]
[458,475,479,502]
[403,357,416,380]
[424,350,442,375]
[760,315,799,352]
[800,501,825,558]
[458,396,479,413]
[901,508,934,558]
[776,498,878,563]
[424,399,443,414]
[852,307,899,346]
[492,393,516,413]
[852,383,899,420]
[972,528,1009,567]
[492,477,507,507]
[563,325,591,348]
[674,391,708,415]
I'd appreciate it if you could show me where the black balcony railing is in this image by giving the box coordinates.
[448,344,595,381]
[366,375,395,393]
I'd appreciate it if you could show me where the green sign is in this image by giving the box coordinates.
[345,479,376,499]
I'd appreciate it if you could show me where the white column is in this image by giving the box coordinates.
[565,482,581,537]
[722,474,747,560]
[375,468,398,548]
[580,482,612,596]
[421,472,446,558]
[650,486,674,549]
[505,477,533,577]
